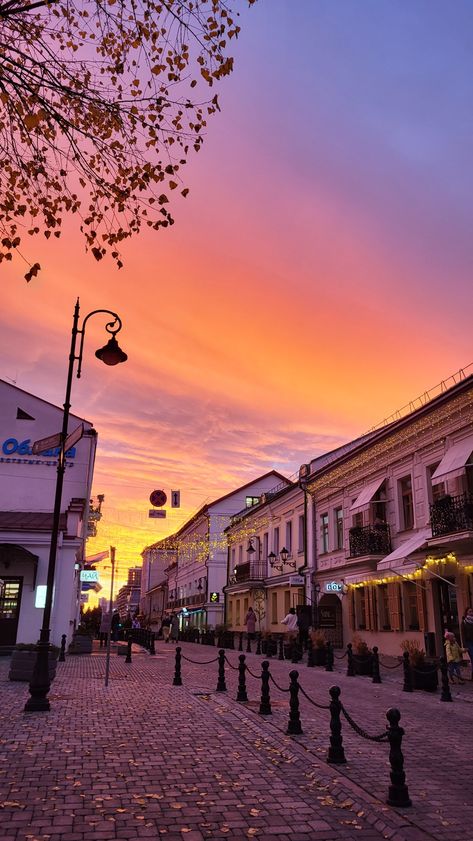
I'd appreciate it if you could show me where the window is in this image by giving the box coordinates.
[228,601,233,623]
[335,507,343,550]
[403,582,420,630]
[263,532,269,560]
[284,590,291,614]
[428,464,446,504]
[377,584,391,630]
[246,495,260,508]
[320,513,329,554]
[354,587,367,629]
[298,515,305,553]
[273,527,280,555]
[236,599,241,625]
[399,476,414,530]
[353,511,363,528]
[243,597,249,615]
[371,483,387,523]
[238,545,243,564]
[285,521,292,555]
[271,592,278,623]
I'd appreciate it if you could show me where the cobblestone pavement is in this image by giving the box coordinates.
[0,641,470,841]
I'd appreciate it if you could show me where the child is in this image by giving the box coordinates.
[444,630,465,684]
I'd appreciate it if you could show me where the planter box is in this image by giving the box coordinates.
[9,650,58,682]
[353,653,373,676]
[68,634,93,655]
[412,663,438,692]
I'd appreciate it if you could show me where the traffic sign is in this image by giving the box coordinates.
[32,431,61,455]
[64,423,84,452]
[171,490,181,508]
[150,489,167,507]
[149,509,166,518]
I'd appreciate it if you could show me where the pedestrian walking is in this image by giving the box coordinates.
[99,611,112,648]
[281,607,298,633]
[461,607,473,680]
[245,606,256,640]
[444,630,465,684]
[296,608,311,651]
[162,615,172,642]
[170,614,179,643]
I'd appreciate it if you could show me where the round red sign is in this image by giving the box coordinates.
[149,489,167,507]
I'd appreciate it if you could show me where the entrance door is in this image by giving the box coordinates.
[436,577,460,641]
[317,594,343,647]
[0,577,23,646]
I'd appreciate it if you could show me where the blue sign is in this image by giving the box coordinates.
[1,438,76,458]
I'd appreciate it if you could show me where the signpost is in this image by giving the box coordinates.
[149,510,166,519]
[64,423,84,452]
[32,432,62,455]
[149,489,167,507]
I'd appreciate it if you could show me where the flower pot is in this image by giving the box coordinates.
[9,649,58,682]
[411,662,438,692]
[67,634,93,654]
[353,653,372,676]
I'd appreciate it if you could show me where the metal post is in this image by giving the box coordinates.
[236,654,248,702]
[346,643,355,677]
[104,546,116,688]
[440,656,452,702]
[278,635,284,660]
[286,670,303,735]
[259,660,272,715]
[150,632,156,656]
[173,646,182,686]
[372,646,382,684]
[402,651,413,693]
[325,640,334,672]
[238,632,243,651]
[229,632,235,650]
[125,633,132,663]
[386,708,412,807]
[327,685,346,764]
[216,649,227,692]
[58,634,66,662]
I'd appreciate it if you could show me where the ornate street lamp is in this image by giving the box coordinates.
[24,298,127,712]
[268,551,283,573]
[280,547,296,569]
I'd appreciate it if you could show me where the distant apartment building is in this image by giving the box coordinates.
[115,566,142,619]
[139,538,177,627]
[302,374,473,657]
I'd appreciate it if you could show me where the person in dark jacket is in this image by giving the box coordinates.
[111,611,121,642]
[297,609,311,651]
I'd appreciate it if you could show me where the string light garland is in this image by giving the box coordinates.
[347,552,472,588]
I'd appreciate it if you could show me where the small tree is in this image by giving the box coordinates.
[252,587,265,633]
[0,0,256,279]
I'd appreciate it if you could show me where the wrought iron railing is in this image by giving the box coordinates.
[348,523,391,558]
[430,493,473,537]
[233,561,266,582]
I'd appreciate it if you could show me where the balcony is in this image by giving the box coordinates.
[430,493,473,537]
[233,561,266,583]
[348,523,391,558]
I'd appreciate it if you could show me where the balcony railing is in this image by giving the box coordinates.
[233,561,266,583]
[348,523,391,558]
[430,493,473,537]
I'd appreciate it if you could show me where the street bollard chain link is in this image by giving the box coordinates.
[297,682,330,710]
[340,704,388,742]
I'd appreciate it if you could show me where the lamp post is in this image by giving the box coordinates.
[24,299,127,712]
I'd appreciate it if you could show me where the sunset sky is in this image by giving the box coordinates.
[2,0,472,594]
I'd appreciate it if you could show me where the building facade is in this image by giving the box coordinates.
[0,379,97,648]
[303,375,473,657]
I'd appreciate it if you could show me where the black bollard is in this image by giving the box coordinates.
[229,632,235,651]
[236,654,248,702]
[256,634,261,656]
[327,685,346,764]
[246,634,252,654]
[386,708,412,807]
[267,635,273,659]
[402,651,413,693]
[278,636,284,660]
[173,646,183,686]
[259,660,272,715]
[125,634,132,663]
[346,643,355,677]
[216,649,227,692]
[286,670,303,735]
[440,657,452,702]
[372,646,382,684]
[307,637,315,667]
[150,632,156,656]
[59,634,66,662]
[325,640,334,672]
[238,632,243,652]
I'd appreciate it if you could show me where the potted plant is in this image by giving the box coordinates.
[351,633,372,676]
[283,630,298,660]
[309,629,327,666]
[68,625,93,654]
[400,639,438,692]
[9,643,59,682]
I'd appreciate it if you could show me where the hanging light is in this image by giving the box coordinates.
[247,539,256,555]
[95,334,128,366]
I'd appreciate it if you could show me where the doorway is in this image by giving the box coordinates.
[435,577,460,642]
[317,593,343,647]
[0,577,23,647]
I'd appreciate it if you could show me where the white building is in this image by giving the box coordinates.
[0,379,97,649]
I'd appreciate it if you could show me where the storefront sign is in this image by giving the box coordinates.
[289,575,304,586]
[209,592,219,603]
[80,570,99,582]
[2,437,76,461]
[318,606,337,629]
[325,581,343,593]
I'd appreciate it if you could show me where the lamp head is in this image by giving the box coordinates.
[247,539,256,555]
[95,334,128,367]
[280,547,289,564]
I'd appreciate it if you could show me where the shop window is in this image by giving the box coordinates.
[403,582,420,630]
[235,599,240,625]
[320,513,329,554]
[335,507,343,550]
[377,584,391,630]
[271,592,278,623]
[354,587,367,630]
[399,476,414,530]
[284,590,291,615]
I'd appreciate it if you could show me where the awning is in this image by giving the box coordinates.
[431,436,473,484]
[350,477,385,513]
[343,572,376,585]
[377,529,430,572]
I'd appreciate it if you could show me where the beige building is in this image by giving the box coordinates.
[303,375,473,657]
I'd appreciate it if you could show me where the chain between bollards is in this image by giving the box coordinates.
[236,654,248,702]
[372,646,382,684]
[286,670,303,735]
[59,634,66,662]
[216,649,227,692]
[439,656,453,702]
[386,708,412,807]
[259,660,272,715]
[125,633,132,664]
[327,685,346,764]
[173,646,182,686]
[402,651,413,692]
